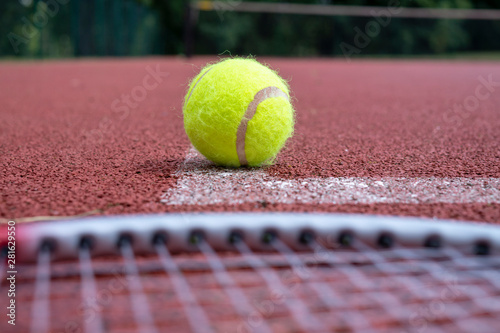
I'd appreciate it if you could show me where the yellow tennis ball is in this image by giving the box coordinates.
[183,58,294,167]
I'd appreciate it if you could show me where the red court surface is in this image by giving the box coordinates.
[1,57,499,223]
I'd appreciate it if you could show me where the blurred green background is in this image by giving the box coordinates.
[1,0,500,59]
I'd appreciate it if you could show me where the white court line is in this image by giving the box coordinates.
[161,147,500,206]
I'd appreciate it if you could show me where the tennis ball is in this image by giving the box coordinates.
[183,58,294,167]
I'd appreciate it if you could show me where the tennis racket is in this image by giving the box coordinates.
[3,213,500,333]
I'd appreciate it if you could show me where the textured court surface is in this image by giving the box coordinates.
[1,57,499,222]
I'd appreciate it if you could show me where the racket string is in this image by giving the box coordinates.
[356,241,456,332]
[24,237,500,333]
[360,242,500,332]
[79,240,105,333]
[310,240,427,332]
[440,247,500,329]
[442,247,500,287]
[273,238,375,332]
[197,240,273,333]
[29,243,51,333]
[312,239,498,332]
[235,240,327,332]
[395,245,500,308]
[119,237,158,333]
[155,239,214,333]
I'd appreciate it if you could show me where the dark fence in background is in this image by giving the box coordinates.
[2,0,500,59]
[189,1,500,58]
[1,0,164,58]
[71,0,164,56]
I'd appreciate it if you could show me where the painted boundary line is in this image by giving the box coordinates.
[161,147,500,206]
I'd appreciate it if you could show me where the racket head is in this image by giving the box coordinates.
[6,213,500,333]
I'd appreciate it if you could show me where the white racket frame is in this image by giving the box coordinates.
[17,213,500,262]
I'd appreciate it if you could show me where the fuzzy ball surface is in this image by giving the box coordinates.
[183,58,294,167]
